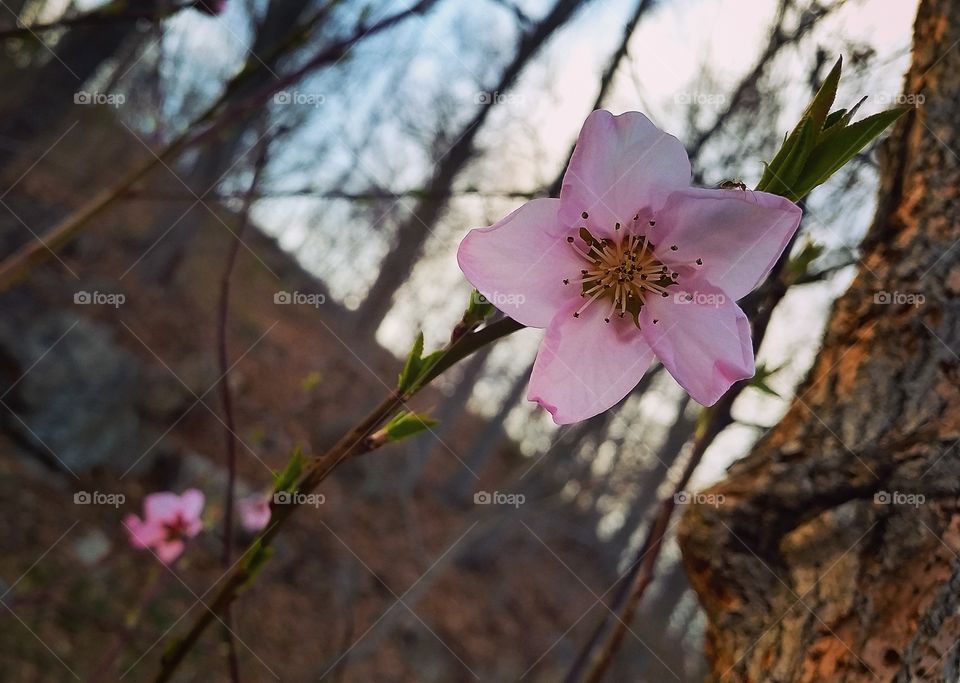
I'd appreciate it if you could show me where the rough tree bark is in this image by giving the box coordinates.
[678,1,960,681]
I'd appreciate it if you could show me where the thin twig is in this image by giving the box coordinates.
[215,131,271,683]
[152,315,522,682]
[120,187,544,202]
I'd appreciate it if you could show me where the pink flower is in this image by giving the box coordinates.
[458,110,802,424]
[124,489,205,564]
[237,494,271,533]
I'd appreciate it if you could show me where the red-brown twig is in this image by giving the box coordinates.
[152,315,523,682]
[214,131,271,683]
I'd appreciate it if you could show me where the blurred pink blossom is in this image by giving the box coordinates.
[237,494,271,533]
[124,489,205,564]
[458,110,802,424]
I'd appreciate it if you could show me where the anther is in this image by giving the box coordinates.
[581,211,589,219]
[670,245,678,251]
[566,236,574,243]
[696,258,703,265]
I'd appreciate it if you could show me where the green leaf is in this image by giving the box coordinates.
[272,448,305,493]
[805,56,843,134]
[793,107,907,198]
[757,57,842,193]
[238,540,274,592]
[398,331,449,394]
[381,411,439,442]
[786,240,826,279]
[757,128,800,192]
[835,96,867,130]
[822,108,847,131]
[752,378,781,398]
[466,290,495,322]
[398,332,425,392]
[749,361,788,398]
[769,118,817,199]
[417,350,445,381]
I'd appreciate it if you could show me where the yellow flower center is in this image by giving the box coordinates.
[563,212,701,326]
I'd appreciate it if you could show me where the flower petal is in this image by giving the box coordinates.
[651,187,802,300]
[238,496,272,533]
[528,300,655,424]
[641,286,754,406]
[123,514,164,548]
[143,492,181,523]
[179,488,205,522]
[155,539,186,565]
[458,198,580,328]
[559,110,691,239]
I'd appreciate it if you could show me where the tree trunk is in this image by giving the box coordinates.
[677,1,960,681]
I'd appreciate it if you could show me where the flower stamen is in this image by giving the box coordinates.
[565,221,681,325]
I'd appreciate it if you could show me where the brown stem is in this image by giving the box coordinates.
[152,316,522,682]
[222,615,241,683]
[215,133,269,683]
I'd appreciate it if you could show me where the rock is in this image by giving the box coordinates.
[0,311,152,473]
